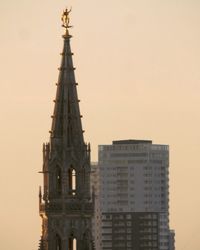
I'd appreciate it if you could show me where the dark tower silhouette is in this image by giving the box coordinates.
[38,9,94,250]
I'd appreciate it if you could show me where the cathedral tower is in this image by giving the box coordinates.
[39,9,94,250]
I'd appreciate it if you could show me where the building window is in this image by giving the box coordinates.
[56,234,62,250]
[68,167,76,195]
[56,167,62,195]
[68,237,77,250]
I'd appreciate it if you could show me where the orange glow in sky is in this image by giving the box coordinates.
[0,1,200,250]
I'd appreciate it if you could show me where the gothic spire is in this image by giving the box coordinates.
[51,8,84,148]
[39,9,94,250]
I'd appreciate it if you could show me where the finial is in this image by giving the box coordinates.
[61,7,72,36]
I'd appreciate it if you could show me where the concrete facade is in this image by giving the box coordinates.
[92,140,175,250]
[169,230,175,250]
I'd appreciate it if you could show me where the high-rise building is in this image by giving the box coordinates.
[38,9,94,250]
[169,230,175,250]
[92,139,175,250]
[91,163,101,250]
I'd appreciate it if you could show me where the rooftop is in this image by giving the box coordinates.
[112,140,152,145]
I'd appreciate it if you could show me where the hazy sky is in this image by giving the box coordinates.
[0,0,200,249]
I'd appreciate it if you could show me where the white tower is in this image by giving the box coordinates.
[96,140,174,250]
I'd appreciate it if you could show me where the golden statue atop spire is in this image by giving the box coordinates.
[61,8,72,35]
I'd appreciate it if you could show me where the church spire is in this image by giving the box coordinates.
[39,9,94,250]
[51,8,84,148]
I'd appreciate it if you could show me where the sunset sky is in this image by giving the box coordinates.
[0,1,200,249]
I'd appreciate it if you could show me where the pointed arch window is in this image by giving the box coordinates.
[56,234,62,250]
[68,236,77,250]
[56,166,62,195]
[68,167,76,196]
[82,231,90,250]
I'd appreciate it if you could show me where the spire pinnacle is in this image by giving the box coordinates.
[61,8,72,36]
[51,8,84,149]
